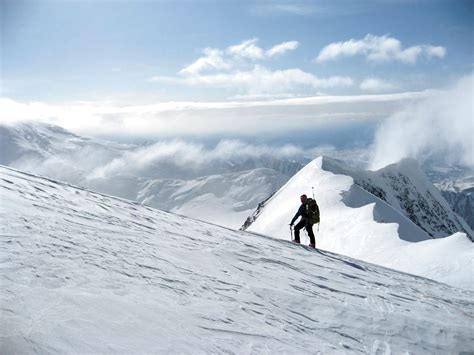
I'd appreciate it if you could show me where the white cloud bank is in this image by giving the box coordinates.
[155,66,353,95]
[316,34,446,64]
[360,78,397,92]
[370,73,473,170]
[0,91,433,137]
[87,139,309,180]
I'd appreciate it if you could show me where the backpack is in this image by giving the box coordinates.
[305,198,320,225]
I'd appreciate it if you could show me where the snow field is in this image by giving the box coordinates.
[1,166,473,353]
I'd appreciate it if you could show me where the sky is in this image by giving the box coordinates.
[1,0,473,163]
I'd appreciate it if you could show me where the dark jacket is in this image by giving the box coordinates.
[290,203,307,225]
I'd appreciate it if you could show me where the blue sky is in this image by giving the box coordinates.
[1,0,472,144]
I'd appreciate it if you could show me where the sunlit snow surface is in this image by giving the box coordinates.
[1,166,473,353]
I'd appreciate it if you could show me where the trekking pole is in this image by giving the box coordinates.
[289,224,293,241]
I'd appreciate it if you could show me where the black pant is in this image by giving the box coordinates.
[294,220,315,245]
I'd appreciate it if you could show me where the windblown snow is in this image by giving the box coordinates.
[246,157,474,291]
[1,166,473,353]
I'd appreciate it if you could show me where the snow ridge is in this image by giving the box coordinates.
[246,157,474,290]
[320,157,473,240]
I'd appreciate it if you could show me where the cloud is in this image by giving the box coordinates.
[165,39,308,95]
[271,3,315,15]
[316,34,446,64]
[0,98,98,130]
[178,39,265,78]
[425,45,447,58]
[87,139,313,181]
[360,78,397,92]
[156,66,353,94]
[179,48,231,75]
[266,41,299,57]
[250,3,317,16]
[370,73,473,170]
[227,38,264,60]
[1,91,434,137]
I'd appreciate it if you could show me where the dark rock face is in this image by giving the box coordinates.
[241,193,274,231]
[354,171,471,240]
[440,188,474,232]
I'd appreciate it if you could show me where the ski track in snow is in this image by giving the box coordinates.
[1,166,473,354]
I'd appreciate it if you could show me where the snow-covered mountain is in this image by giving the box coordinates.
[245,157,474,290]
[0,122,302,228]
[324,157,472,239]
[137,168,288,228]
[0,122,127,174]
[436,177,474,231]
[1,165,473,353]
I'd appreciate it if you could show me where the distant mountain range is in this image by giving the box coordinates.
[2,122,473,233]
[0,122,302,228]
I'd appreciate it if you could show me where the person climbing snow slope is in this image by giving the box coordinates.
[290,194,320,248]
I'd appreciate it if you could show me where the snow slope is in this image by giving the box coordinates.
[1,166,473,353]
[246,157,474,290]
